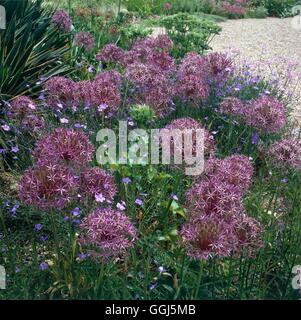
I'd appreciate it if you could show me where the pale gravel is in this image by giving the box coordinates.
[210,17,301,125]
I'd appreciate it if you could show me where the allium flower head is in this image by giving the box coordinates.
[125,63,172,118]
[267,138,301,170]
[33,128,95,170]
[245,96,286,134]
[96,44,126,66]
[203,155,253,193]
[44,76,77,110]
[175,53,209,103]
[9,96,44,132]
[80,167,117,202]
[51,10,72,32]
[74,32,95,51]
[164,117,216,157]
[186,176,244,220]
[78,71,121,114]
[95,70,122,87]
[10,96,36,119]
[234,213,264,254]
[180,214,236,260]
[220,96,244,116]
[164,2,172,10]
[19,162,78,210]
[79,208,138,260]
[204,52,233,83]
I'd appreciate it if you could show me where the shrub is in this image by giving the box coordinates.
[251,0,297,17]
[159,13,221,58]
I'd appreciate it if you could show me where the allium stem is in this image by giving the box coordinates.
[94,263,105,299]
[194,260,205,299]
[50,211,61,265]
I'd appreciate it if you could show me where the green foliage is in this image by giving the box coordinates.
[0,0,70,100]
[129,104,157,127]
[160,13,221,58]
[123,0,168,17]
[246,5,268,18]
[119,24,152,48]
[251,0,297,17]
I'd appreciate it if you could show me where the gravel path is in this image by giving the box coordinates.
[211,17,301,125]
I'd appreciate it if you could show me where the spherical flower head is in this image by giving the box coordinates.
[151,35,173,52]
[9,96,36,119]
[164,2,172,10]
[180,214,236,260]
[18,162,78,210]
[79,208,138,260]
[80,167,117,202]
[220,96,244,116]
[9,96,44,132]
[74,32,95,51]
[125,63,173,118]
[89,73,121,114]
[204,155,254,193]
[21,114,45,132]
[95,70,122,87]
[164,117,216,157]
[245,96,286,134]
[44,76,77,110]
[51,10,72,32]
[125,62,153,85]
[267,138,301,170]
[96,44,126,66]
[175,54,209,102]
[234,213,264,255]
[186,176,244,220]
[204,52,233,83]
[33,128,95,170]
[147,50,175,74]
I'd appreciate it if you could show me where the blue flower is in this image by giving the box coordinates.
[34,224,43,232]
[39,262,49,271]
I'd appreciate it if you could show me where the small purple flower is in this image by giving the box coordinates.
[11,146,19,153]
[158,266,166,273]
[135,198,143,206]
[64,216,69,222]
[60,117,69,124]
[149,283,157,290]
[40,235,48,242]
[98,103,108,112]
[170,193,178,201]
[251,132,260,145]
[281,178,289,183]
[72,218,81,226]
[88,65,95,73]
[122,177,132,184]
[11,204,19,216]
[78,253,88,261]
[117,201,126,211]
[35,223,43,232]
[72,207,81,217]
[1,124,10,131]
[39,262,49,271]
[95,193,106,203]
